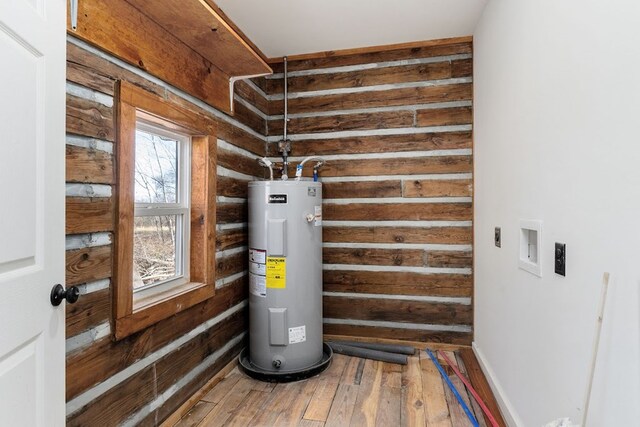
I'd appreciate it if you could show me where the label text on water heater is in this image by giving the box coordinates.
[266,257,286,288]
[268,194,287,203]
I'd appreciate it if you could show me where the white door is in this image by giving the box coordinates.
[0,0,66,425]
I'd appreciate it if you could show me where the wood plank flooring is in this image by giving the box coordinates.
[170,346,506,427]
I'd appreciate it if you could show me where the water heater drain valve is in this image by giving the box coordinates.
[272,357,284,369]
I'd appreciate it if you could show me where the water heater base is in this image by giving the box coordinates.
[238,343,333,383]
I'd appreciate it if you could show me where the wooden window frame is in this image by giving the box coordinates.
[113,81,217,340]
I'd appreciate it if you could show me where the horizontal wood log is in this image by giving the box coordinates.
[216,121,265,156]
[323,226,472,245]
[232,100,266,135]
[70,0,231,113]
[216,202,247,224]
[451,57,473,78]
[66,145,114,184]
[216,227,247,251]
[265,59,472,95]
[323,248,425,267]
[68,42,167,99]
[416,106,472,127]
[115,290,220,345]
[299,156,472,177]
[66,197,114,234]
[427,251,473,268]
[324,296,472,325]
[66,281,247,400]
[271,83,473,115]
[157,91,266,155]
[66,288,111,338]
[155,310,247,393]
[66,245,112,286]
[216,251,247,279]
[270,41,473,72]
[250,76,269,93]
[151,339,245,425]
[67,365,156,427]
[67,61,115,95]
[268,110,414,136]
[403,179,472,198]
[217,148,264,178]
[67,334,246,426]
[323,323,472,346]
[217,175,249,198]
[323,180,402,199]
[66,94,114,141]
[323,271,472,297]
[235,80,269,115]
[286,131,472,156]
[323,202,472,221]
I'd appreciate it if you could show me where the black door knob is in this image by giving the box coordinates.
[50,284,80,306]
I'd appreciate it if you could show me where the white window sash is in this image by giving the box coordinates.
[133,120,192,294]
[134,206,189,216]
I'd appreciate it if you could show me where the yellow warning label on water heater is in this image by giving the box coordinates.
[266,257,286,289]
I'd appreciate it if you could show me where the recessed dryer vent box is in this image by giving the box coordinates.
[519,220,542,277]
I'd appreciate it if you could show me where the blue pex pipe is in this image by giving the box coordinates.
[426,349,479,427]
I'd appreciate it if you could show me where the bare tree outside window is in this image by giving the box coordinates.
[134,131,177,204]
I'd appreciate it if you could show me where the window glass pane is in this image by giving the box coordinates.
[133,215,179,289]
[135,129,179,203]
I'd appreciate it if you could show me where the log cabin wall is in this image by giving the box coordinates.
[64,37,268,425]
[259,38,474,345]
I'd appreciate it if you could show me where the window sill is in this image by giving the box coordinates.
[114,281,214,340]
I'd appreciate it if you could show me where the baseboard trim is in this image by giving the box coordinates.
[472,342,525,427]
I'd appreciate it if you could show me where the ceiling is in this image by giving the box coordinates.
[215,0,488,59]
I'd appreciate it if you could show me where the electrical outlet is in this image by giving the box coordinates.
[555,243,566,276]
[494,227,501,247]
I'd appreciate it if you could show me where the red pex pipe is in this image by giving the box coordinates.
[437,350,500,427]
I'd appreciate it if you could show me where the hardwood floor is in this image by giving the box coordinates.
[169,346,505,427]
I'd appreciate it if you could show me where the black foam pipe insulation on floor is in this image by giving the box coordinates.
[327,342,408,365]
[330,340,416,355]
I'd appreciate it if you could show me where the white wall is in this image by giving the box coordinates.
[473,1,640,425]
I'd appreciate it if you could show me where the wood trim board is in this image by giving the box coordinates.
[124,0,272,76]
[267,36,473,64]
[113,81,218,340]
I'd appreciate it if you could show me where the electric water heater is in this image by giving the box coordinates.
[243,180,328,378]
